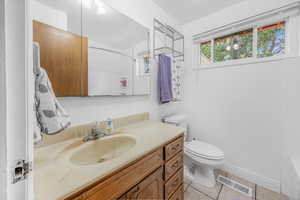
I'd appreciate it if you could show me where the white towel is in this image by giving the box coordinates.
[33,102,43,144]
[35,68,71,135]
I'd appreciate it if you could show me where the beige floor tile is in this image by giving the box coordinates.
[190,181,222,199]
[219,185,255,200]
[256,186,289,200]
[184,187,214,200]
[225,173,256,197]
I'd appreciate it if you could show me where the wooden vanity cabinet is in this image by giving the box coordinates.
[66,135,184,200]
[118,167,164,200]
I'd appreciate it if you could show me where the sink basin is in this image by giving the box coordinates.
[70,135,136,166]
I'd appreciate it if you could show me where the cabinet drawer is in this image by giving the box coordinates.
[71,195,84,200]
[165,152,183,181]
[165,168,183,199]
[81,148,163,200]
[165,137,183,161]
[169,185,183,200]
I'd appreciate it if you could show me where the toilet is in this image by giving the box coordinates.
[163,114,225,188]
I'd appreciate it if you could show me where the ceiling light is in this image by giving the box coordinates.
[82,0,93,9]
[94,0,105,8]
[97,6,106,14]
[81,0,107,15]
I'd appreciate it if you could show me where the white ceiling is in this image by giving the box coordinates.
[36,0,149,50]
[152,0,244,24]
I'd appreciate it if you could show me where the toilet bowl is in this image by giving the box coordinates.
[163,114,224,188]
[184,140,224,188]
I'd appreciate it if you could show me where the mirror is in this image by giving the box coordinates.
[82,1,150,96]
[32,0,150,97]
[32,0,85,97]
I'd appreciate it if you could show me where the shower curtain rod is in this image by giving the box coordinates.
[89,46,136,61]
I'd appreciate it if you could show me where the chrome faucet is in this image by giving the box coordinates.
[83,121,107,142]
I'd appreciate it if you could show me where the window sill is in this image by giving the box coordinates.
[193,55,297,70]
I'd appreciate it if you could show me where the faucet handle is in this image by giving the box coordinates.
[91,121,100,136]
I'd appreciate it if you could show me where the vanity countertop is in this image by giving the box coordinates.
[34,120,185,200]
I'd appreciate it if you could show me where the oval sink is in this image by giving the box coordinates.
[70,135,136,166]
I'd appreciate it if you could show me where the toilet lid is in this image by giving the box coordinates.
[185,141,224,160]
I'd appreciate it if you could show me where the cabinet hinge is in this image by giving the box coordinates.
[12,160,33,184]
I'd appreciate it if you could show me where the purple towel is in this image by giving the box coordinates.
[158,54,173,104]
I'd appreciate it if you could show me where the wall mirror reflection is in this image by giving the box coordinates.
[32,0,84,97]
[82,0,150,96]
[32,0,151,97]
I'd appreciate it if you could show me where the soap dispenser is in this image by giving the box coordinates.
[105,118,114,134]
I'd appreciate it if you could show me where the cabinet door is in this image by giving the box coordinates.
[33,20,88,97]
[120,167,164,200]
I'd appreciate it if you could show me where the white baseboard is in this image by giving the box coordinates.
[223,162,280,193]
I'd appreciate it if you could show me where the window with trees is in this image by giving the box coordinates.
[199,21,286,65]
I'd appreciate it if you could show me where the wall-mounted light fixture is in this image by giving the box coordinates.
[80,0,107,15]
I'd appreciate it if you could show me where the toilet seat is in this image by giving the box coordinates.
[184,141,224,160]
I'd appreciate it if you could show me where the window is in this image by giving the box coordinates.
[257,22,285,58]
[200,41,211,64]
[214,29,253,62]
[199,21,286,65]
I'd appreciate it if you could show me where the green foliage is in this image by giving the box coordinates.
[199,24,285,64]
[200,42,211,61]
[214,30,253,62]
[257,26,285,58]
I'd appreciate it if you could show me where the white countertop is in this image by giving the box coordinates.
[34,120,184,200]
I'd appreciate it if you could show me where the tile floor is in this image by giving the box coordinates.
[184,170,288,200]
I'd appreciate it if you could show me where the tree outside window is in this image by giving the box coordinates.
[257,22,285,58]
[199,21,286,65]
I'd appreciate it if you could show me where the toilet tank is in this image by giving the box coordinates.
[163,114,188,140]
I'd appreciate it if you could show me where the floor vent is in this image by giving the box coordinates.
[217,175,253,197]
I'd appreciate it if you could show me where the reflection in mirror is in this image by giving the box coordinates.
[82,0,150,96]
[32,0,86,97]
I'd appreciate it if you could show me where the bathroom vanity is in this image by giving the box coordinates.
[67,136,183,200]
[34,114,185,200]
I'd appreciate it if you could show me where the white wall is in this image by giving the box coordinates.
[31,0,67,30]
[59,0,183,125]
[88,40,133,96]
[182,0,300,193]
[281,57,300,199]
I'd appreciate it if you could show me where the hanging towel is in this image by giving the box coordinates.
[33,42,71,136]
[35,68,71,135]
[33,42,43,144]
[158,54,173,104]
[33,102,43,144]
[171,59,184,101]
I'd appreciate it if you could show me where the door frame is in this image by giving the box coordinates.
[0,0,8,199]
[1,0,34,199]
[25,0,34,199]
